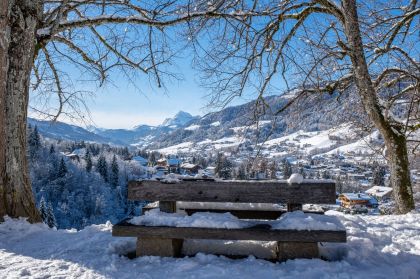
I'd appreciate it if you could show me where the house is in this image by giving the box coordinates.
[156,158,167,167]
[338,193,378,208]
[365,186,393,201]
[180,163,202,175]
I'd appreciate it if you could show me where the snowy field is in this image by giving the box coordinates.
[1,211,420,279]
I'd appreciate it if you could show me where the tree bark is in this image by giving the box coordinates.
[0,0,42,222]
[342,0,414,214]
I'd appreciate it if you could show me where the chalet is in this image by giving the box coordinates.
[338,193,378,208]
[180,163,202,175]
[365,186,393,201]
[156,158,167,167]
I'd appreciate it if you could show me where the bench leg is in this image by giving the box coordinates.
[276,242,319,261]
[136,237,183,257]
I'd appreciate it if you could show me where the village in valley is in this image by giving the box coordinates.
[60,124,419,217]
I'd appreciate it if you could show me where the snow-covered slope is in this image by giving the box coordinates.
[1,211,419,278]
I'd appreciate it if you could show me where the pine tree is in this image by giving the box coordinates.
[282,159,292,179]
[49,144,55,154]
[46,202,57,228]
[85,150,93,173]
[97,155,108,182]
[219,156,233,179]
[28,125,41,158]
[373,162,386,186]
[38,197,48,223]
[110,155,119,187]
[214,153,224,177]
[57,157,67,178]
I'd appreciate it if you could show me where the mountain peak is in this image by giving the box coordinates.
[161,111,197,128]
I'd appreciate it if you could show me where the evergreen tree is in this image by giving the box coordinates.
[38,197,48,223]
[85,150,93,173]
[28,125,41,158]
[282,159,292,179]
[219,156,233,179]
[373,162,386,186]
[97,155,108,182]
[49,144,55,154]
[57,157,68,178]
[110,155,119,187]
[46,202,57,228]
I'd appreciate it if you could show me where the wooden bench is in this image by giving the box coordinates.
[113,179,346,261]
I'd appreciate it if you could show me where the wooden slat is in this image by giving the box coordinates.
[112,220,346,243]
[128,180,336,204]
[182,208,324,220]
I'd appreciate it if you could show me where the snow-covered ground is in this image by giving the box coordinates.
[1,211,420,279]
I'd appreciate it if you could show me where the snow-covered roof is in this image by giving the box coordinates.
[181,163,199,169]
[365,186,392,198]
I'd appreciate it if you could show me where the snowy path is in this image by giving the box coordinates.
[1,211,420,279]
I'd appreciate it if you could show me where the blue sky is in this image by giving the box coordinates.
[82,59,251,129]
[85,63,207,129]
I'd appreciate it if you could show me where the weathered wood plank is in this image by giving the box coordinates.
[136,237,183,257]
[182,208,324,220]
[277,242,319,261]
[113,221,346,243]
[128,180,336,204]
[159,201,176,213]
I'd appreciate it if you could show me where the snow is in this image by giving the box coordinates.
[287,173,304,184]
[129,209,345,231]
[271,211,345,231]
[1,212,420,278]
[365,186,393,198]
[157,142,194,154]
[185,125,200,131]
[210,121,221,127]
[129,209,249,229]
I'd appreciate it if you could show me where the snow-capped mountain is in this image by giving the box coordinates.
[161,111,200,128]
[30,88,377,159]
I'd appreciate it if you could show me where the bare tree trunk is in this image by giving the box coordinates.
[0,0,42,222]
[0,0,11,222]
[342,0,414,214]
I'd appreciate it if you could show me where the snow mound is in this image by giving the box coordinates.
[287,173,304,184]
[271,211,345,231]
[129,209,345,231]
[129,209,249,229]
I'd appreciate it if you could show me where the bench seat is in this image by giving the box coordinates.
[113,219,346,242]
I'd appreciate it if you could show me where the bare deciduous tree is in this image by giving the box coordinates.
[0,0,246,222]
[191,0,419,213]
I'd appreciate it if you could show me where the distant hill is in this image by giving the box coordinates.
[28,118,124,145]
[30,88,375,158]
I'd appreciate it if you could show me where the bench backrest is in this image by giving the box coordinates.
[128,180,336,204]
